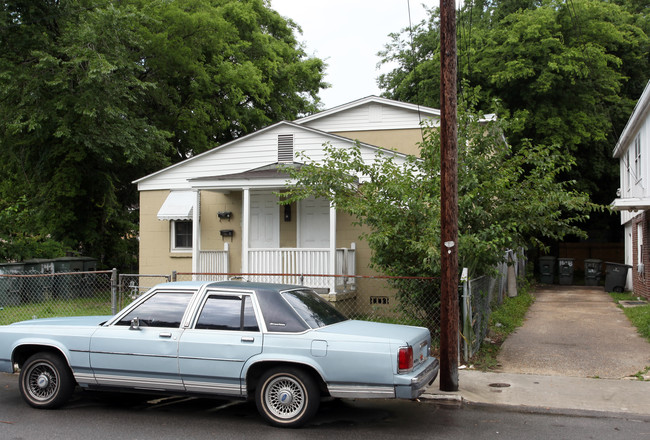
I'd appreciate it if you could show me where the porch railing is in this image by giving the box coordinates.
[248,244,356,292]
[198,244,229,281]
[198,243,356,292]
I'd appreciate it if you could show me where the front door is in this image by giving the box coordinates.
[250,191,279,248]
[299,196,330,248]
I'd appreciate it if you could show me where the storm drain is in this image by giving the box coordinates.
[620,300,648,308]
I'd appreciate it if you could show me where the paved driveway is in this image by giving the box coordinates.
[497,285,650,378]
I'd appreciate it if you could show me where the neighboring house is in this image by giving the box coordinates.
[611,80,650,298]
[134,96,440,301]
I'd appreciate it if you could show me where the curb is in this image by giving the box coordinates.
[419,393,463,404]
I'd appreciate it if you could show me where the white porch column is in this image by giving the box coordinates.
[329,204,337,293]
[242,188,250,273]
[191,189,201,274]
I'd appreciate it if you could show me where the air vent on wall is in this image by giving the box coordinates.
[278,134,294,163]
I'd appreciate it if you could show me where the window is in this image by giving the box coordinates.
[281,289,347,329]
[635,135,642,184]
[172,220,192,251]
[626,149,631,191]
[638,222,644,265]
[116,292,193,328]
[195,295,259,331]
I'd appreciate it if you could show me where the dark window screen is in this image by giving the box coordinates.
[116,292,193,328]
[174,221,192,248]
[196,295,259,331]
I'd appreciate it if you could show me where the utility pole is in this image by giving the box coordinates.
[439,0,459,392]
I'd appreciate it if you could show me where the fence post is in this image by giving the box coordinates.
[111,268,118,315]
[461,268,469,362]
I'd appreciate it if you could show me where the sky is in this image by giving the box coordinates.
[270,0,436,110]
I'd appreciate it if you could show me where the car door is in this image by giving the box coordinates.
[178,291,262,396]
[89,290,194,391]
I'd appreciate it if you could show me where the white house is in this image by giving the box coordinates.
[611,80,650,297]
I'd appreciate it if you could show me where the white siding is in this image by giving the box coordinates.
[618,106,650,225]
[136,123,408,191]
[299,102,439,133]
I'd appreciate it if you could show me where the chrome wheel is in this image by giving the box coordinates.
[256,367,319,427]
[19,352,74,409]
[26,361,60,402]
[264,375,305,419]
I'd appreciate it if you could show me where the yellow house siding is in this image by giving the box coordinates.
[138,190,192,277]
[200,191,243,273]
[279,201,297,248]
[332,128,424,156]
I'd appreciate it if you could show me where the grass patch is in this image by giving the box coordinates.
[469,287,535,370]
[0,292,113,326]
[609,292,650,343]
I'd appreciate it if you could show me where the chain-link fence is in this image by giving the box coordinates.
[0,271,114,325]
[461,249,527,361]
[115,273,171,314]
[0,254,525,361]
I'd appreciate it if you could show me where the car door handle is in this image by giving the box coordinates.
[159,332,172,338]
[241,337,255,343]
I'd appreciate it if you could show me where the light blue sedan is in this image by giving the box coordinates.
[0,281,439,427]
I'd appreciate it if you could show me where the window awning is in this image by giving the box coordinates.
[157,191,195,221]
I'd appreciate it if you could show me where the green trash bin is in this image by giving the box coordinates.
[558,258,575,285]
[604,262,631,293]
[0,263,24,307]
[53,257,85,299]
[584,259,602,286]
[22,259,55,303]
[539,256,556,284]
[80,257,98,297]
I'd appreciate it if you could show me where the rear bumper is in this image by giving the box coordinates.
[395,358,439,399]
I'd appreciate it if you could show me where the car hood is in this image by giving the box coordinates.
[8,316,112,327]
[315,320,429,344]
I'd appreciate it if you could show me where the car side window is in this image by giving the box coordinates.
[195,295,259,331]
[116,292,193,328]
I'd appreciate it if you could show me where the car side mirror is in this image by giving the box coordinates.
[129,317,141,330]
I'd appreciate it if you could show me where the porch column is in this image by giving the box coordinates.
[242,187,250,274]
[329,204,337,293]
[191,189,201,274]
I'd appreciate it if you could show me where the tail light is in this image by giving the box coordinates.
[398,346,414,373]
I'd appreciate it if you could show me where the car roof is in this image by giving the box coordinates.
[152,280,312,332]
[153,280,305,293]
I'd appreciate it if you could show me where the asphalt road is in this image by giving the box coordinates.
[2,373,649,440]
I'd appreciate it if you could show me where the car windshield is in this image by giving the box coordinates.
[281,289,348,329]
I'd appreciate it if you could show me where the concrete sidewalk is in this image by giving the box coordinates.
[424,370,650,416]
[424,285,650,416]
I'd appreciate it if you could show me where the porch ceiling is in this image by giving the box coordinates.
[189,163,303,190]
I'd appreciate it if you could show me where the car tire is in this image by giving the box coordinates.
[255,367,320,428]
[19,352,75,409]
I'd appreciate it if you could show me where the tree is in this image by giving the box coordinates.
[378,0,650,240]
[0,0,326,266]
[137,0,327,159]
[283,98,599,326]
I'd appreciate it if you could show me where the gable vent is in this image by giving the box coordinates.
[278,134,294,163]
